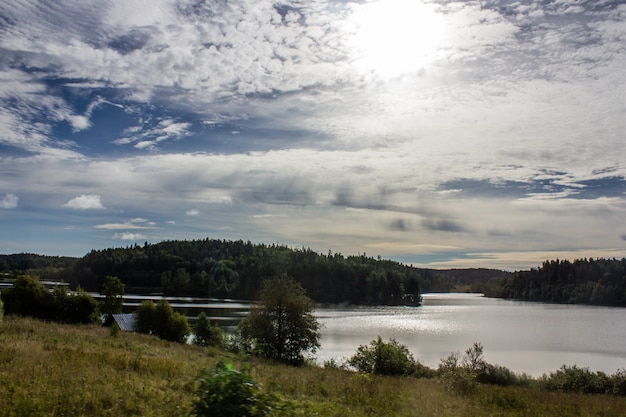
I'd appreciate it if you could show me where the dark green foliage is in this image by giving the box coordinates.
[0,274,98,324]
[68,239,428,305]
[540,365,626,395]
[134,299,190,343]
[239,275,320,365]
[193,312,224,347]
[100,275,125,325]
[479,363,531,387]
[0,253,78,273]
[488,258,626,306]
[51,286,99,324]
[348,336,419,376]
[193,362,276,417]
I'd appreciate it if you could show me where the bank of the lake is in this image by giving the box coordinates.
[2,315,626,417]
[110,292,626,377]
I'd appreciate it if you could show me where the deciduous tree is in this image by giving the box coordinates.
[239,274,320,365]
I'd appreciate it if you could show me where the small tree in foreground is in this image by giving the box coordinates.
[239,274,320,365]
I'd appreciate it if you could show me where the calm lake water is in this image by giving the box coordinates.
[113,292,626,376]
[316,293,626,376]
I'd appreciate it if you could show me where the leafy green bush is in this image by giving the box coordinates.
[193,362,276,417]
[541,365,612,394]
[134,299,190,343]
[0,275,98,324]
[611,369,626,396]
[478,363,530,387]
[193,312,225,347]
[348,336,418,376]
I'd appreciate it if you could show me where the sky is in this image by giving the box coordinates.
[1,0,625,270]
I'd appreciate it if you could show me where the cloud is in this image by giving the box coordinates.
[113,232,146,241]
[63,194,105,210]
[0,193,18,209]
[95,218,155,230]
[185,209,199,216]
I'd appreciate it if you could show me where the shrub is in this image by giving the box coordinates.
[134,299,191,343]
[348,336,418,376]
[542,365,612,394]
[438,351,478,396]
[611,369,626,396]
[193,362,276,417]
[193,312,225,347]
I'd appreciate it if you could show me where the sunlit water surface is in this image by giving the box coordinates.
[315,293,626,376]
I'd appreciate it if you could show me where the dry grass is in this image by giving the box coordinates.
[1,316,625,417]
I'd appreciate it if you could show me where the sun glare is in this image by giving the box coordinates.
[348,0,447,80]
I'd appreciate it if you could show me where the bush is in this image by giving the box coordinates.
[348,336,418,376]
[478,363,527,387]
[542,365,612,394]
[134,299,190,343]
[0,292,3,323]
[193,362,276,417]
[193,312,224,347]
[611,369,626,396]
[0,275,98,324]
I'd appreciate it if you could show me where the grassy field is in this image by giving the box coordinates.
[1,316,625,417]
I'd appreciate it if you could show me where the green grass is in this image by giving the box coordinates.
[1,316,625,416]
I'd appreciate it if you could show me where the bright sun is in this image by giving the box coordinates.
[348,0,447,80]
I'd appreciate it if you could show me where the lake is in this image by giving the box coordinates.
[316,293,626,376]
[113,292,626,376]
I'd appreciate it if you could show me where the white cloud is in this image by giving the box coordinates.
[95,218,155,230]
[63,194,105,210]
[0,193,18,209]
[113,232,146,241]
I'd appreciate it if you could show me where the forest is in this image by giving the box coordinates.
[483,258,626,306]
[1,239,509,305]
[3,243,625,307]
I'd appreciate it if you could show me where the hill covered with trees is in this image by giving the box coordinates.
[484,258,626,306]
[62,239,508,305]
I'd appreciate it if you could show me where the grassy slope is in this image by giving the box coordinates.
[1,317,625,417]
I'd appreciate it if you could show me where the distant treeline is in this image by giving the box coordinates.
[71,239,425,305]
[0,253,78,277]
[1,240,510,305]
[483,258,626,306]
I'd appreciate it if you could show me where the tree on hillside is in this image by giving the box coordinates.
[239,274,320,365]
[100,275,125,325]
[135,299,190,343]
[193,312,224,347]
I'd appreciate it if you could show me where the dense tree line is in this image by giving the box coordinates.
[1,275,98,324]
[483,258,626,306]
[68,239,426,305]
[0,253,78,272]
